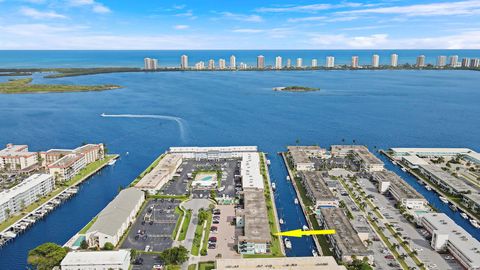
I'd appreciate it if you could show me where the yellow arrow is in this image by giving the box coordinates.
[275,229,336,238]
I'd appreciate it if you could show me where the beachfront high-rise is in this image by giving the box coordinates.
[372,54,380,68]
[351,56,359,68]
[275,56,282,69]
[286,59,291,68]
[296,58,303,68]
[143,58,158,70]
[449,55,459,67]
[230,55,236,69]
[208,59,215,69]
[437,56,447,67]
[390,54,398,67]
[471,58,480,68]
[180,55,188,69]
[326,56,335,68]
[311,59,318,68]
[461,58,471,68]
[219,59,226,70]
[194,61,205,70]
[257,55,265,69]
[416,55,426,67]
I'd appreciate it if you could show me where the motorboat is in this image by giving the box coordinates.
[425,185,432,191]
[272,182,276,191]
[461,213,469,219]
[279,218,284,225]
[284,238,292,249]
[108,159,117,166]
[267,160,271,166]
[302,225,309,231]
[401,167,407,172]
[439,196,449,204]
[470,219,480,228]
[449,204,458,211]
[286,176,290,181]
[312,249,318,257]
[294,198,299,205]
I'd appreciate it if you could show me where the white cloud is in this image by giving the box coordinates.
[174,24,189,30]
[69,0,111,14]
[340,0,480,16]
[287,16,326,23]
[232,28,264,33]
[19,7,67,19]
[217,12,263,22]
[173,4,186,10]
[175,10,197,19]
[256,2,376,13]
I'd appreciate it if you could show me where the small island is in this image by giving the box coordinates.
[273,85,320,92]
[0,78,121,94]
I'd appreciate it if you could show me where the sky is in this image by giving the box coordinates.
[0,0,480,49]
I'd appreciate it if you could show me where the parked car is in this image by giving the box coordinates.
[385,255,394,260]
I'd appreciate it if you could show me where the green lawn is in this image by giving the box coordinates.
[130,154,166,186]
[79,216,98,234]
[198,262,215,270]
[178,210,192,241]
[171,207,184,240]
[200,212,213,255]
[191,213,209,256]
[0,155,116,232]
[188,265,196,270]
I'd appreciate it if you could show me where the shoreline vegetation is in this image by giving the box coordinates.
[273,86,320,92]
[0,78,121,94]
[0,64,479,78]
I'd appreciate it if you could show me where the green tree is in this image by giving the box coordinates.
[198,209,209,224]
[159,246,189,265]
[103,242,114,250]
[27,242,67,270]
[80,240,89,249]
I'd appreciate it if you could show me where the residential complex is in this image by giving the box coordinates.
[326,56,335,68]
[351,56,359,68]
[450,55,459,67]
[391,53,398,67]
[437,55,447,67]
[60,250,131,270]
[275,56,282,69]
[85,187,145,248]
[286,145,326,171]
[318,208,373,263]
[0,174,55,223]
[229,55,236,69]
[330,145,384,172]
[257,55,265,69]
[134,153,182,193]
[311,58,318,67]
[372,54,379,67]
[416,55,426,67]
[0,144,38,172]
[300,171,338,211]
[296,57,303,68]
[180,54,188,69]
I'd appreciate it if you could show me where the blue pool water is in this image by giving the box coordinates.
[0,51,479,268]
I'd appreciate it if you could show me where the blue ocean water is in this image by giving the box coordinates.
[0,51,479,269]
[0,50,479,68]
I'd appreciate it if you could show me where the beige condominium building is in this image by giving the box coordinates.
[300,171,338,212]
[0,143,38,172]
[287,146,326,171]
[214,256,347,270]
[134,153,182,193]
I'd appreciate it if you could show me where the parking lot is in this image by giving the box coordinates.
[205,205,240,260]
[121,199,180,252]
[160,158,240,199]
[131,253,163,270]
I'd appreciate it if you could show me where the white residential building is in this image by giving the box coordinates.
[86,188,145,248]
[326,56,335,68]
[180,54,188,69]
[351,56,359,68]
[422,213,480,270]
[208,59,215,69]
[0,174,55,222]
[218,58,226,69]
[275,56,282,69]
[416,55,426,67]
[462,58,471,67]
[390,54,398,67]
[135,154,183,193]
[48,153,86,181]
[311,58,318,67]
[372,54,379,67]
[229,55,236,69]
[296,58,303,68]
[143,58,158,70]
[0,144,38,171]
[286,59,291,68]
[195,61,205,70]
[257,55,265,69]
[450,55,459,67]
[437,55,447,67]
[61,250,131,270]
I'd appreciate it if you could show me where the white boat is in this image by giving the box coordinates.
[461,213,469,219]
[267,159,271,166]
[302,225,309,231]
[108,159,117,166]
[439,196,449,204]
[401,167,407,172]
[126,152,129,156]
[470,219,480,228]
[101,113,106,117]
[284,238,292,249]
[294,198,299,205]
[450,204,458,211]
[425,185,432,191]
[272,183,276,191]
[286,176,290,181]
[312,249,318,257]
[279,218,284,225]
[392,160,397,165]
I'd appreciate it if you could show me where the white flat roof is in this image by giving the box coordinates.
[170,146,258,153]
[241,152,264,190]
[402,155,429,165]
[61,250,130,266]
[391,148,476,156]
[0,174,53,206]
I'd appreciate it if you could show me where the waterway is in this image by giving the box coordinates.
[0,58,479,268]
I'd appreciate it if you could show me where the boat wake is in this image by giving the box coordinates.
[101,113,188,142]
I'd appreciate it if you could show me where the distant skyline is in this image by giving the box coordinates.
[0,0,479,49]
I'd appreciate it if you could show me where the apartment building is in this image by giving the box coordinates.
[0,144,38,171]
